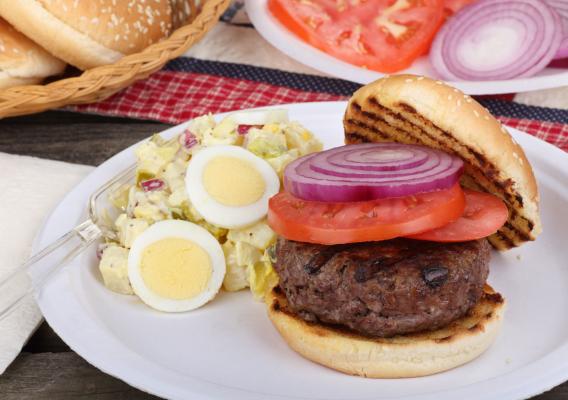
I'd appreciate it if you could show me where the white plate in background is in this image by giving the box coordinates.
[34,102,568,400]
[246,1,568,95]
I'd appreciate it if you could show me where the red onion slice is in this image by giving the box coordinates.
[237,124,263,135]
[141,178,165,192]
[326,143,430,171]
[545,1,568,59]
[283,144,464,202]
[430,0,562,81]
[179,129,198,151]
[544,0,568,19]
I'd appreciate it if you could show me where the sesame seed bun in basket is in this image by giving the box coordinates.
[0,0,175,70]
[0,0,230,118]
[344,74,542,250]
[0,17,65,88]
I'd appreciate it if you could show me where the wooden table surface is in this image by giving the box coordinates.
[0,111,566,399]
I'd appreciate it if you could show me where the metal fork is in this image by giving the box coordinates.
[0,163,136,321]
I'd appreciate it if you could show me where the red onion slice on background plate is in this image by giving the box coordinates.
[546,2,568,59]
[283,143,464,202]
[544,0,568,19]
[430,0,562,81]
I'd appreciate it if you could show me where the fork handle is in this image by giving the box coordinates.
[0,219,101,321]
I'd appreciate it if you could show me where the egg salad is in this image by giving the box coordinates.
[98,109,322,310]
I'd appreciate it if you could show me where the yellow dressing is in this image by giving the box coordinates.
[140,238,211,300]
[203,156,265,206]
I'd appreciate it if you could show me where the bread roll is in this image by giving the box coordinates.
[344,75,541,250]
[267,285,504,378]
[0,17,65,89]
[0,0,173,70]
[171,0,199,30]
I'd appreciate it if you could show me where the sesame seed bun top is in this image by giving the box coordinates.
[0,0,173,70]
[344,74,541,249]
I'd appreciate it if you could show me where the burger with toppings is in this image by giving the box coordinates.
[264,75,541,378]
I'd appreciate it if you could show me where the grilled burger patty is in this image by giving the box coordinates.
[273,237,491,338]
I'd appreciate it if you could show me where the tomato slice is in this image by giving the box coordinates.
[268,0,445,73]
[407,189,508,242]
[268,184,465,245]
[443,0,477,15]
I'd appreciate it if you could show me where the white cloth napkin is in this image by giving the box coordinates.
[0,152,91,373]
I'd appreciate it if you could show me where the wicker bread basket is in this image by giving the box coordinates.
[0,0,231,119]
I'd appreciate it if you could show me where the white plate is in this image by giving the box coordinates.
[34,102,568,400]
[246,0,568,95]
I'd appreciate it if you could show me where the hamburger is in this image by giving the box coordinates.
[265,75,541,378]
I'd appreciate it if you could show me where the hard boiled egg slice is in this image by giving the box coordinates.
[128,220,225,312]
[185,145,280,229]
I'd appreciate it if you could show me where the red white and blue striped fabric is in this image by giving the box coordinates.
[69,57,568,152]
[68,0,568,153]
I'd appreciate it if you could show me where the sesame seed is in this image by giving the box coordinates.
[473,110,480,118]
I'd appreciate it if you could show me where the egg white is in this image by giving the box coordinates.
[128,220,226,312]
[185,145,280,229]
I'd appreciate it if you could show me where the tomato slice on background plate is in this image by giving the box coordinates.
[407,189,508,242]
[268,184,465,245]
[443,0,477,15]
[268,0,445,73]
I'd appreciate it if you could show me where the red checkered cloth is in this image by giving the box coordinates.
[69,61,568,152]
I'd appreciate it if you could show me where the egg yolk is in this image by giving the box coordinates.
[140,238,212,300]
[203,156,265,206]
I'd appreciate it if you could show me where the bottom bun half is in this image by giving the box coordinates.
[266,285,505,378]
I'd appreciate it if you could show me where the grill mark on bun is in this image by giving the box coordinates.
[345,100,534,249]
[492,231,516,249]
[504,222,531,242]
[398,102,418,114]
